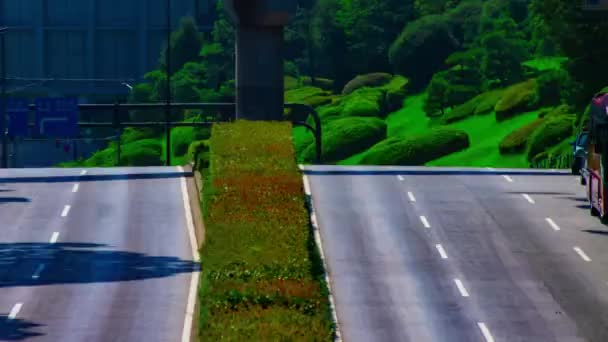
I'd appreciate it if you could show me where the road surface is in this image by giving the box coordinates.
[303,165,608,342]
[0,167,199,342]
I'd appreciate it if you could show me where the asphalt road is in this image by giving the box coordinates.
[303,165,608,342]
[0,167,199,342]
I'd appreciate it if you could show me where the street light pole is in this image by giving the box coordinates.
[165,0,172,166]
[1,27,8,169]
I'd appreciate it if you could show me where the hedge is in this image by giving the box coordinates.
[285,86,333,107]
[527,115,575,161]
[442,89,504,123]
[301,116,387,163]
[342,72,393,95]
[301,76,335,91]
[360,128,470,165]
[199,120,333,340]
[384,75,410,112]
[495,79,539,121]
[341,88,386,118]
[188,139,210,170]
[499,118,545,154]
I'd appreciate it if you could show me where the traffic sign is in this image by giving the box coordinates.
[35,97,79,137]
[0,98,29,137]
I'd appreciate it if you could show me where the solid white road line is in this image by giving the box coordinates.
[72,183,79,193]
[503,175,513,182]
[8,303,23,320]
[545,218,561,231]
[61,205,71,217]
[49,232,59,244]
[486,167,495,171]
[398,175,404,181]
[32,264,45,279]
[407,191,416,202]
[436,244,448,259]
[80,170,87,175]
[454,279,470,297]
[573,247,592,262]
[477,322,495,342]
[522,194,535,204]
[177,166,201,342]
[420,216,430,228]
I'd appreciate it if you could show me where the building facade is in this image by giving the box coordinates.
[0,0,217,100]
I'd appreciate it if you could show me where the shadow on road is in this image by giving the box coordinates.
[565,196,588,202]
[0,171,192,185]
[0,316,44,341]
[583,229,608,236]
[505,191,576,196]
[0,198,29,204]
[0,243,200,288]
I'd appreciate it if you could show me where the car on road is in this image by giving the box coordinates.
[571,130,589,184]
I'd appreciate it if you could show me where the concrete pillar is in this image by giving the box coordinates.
[224,0,297,121]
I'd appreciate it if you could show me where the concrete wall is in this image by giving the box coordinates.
[0,0,217,100]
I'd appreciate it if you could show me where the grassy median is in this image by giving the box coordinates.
[197,120,334,341]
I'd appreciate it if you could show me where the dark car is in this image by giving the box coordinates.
[571,131,589,184]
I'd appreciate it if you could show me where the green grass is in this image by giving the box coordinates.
[199,120,333,341]
[522,56,568,72]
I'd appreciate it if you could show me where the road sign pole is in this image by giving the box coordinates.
[1,28,7,168]
[165,0,172,167]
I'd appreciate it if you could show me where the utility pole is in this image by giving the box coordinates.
[1,27,8,169]
[165,0,172,166]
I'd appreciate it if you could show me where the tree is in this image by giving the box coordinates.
[160,16,204,76]
[480,30,528,88]
[424,73,451,117]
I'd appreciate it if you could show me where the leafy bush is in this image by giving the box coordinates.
[384,75,410,112]
[536,69,570,106]
[188,140,210,169]
[301,117,387,163]
[499,118,545,154]
[285,86,333,107]
[341,88,386,118]
[119,139,163,166]
[121,127,159,144]
[495,79,539,121]
[537,104,571,119]
[360,128,470,165]
[442,89,504,123]
[342,73,392,95]
[301,76,335,91]
[171,126,211,157]
[284,76,299,90]
[527,115,575,161]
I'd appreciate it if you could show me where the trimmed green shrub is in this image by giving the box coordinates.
[495,79,539,121]
[300,117,387,163]
[342,73,393,95]
[341,88,385,118]
[499,118,545,154]
[284,76,299,90]
[121,127,158,144]
[119,139,163,166]
[442,89,504,123]
[301,76,335,91]
[537,104,571,119]
[170,126,211,157]
[285,86,333,107]
[384,75,410,112]
[360,128,470,165]
[527,115,575,161]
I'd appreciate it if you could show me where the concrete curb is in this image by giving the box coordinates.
[301,167,343,342]
[182,162,206,342]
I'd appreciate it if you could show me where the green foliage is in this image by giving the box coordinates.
[300,76,335,91]
[499,118,545,154]
[284,60,300,77]
[171,126,211,157]
[527,115,575,160]
[537,104,572,119]
[301,117,387,163]
[284,76,300,90]
[121,128,158,144]
[360,128,470,165]
[188,140,210,170]
[160,17,203,75]
[536,69,570,106]
[341,88,386,117]
[425,73,451,117]
[442,89,504,123]
[389,14,459,90]
[480,29,529,88]
[384,75,410,112]
[342,73,393,95]
[285,86,334,108]
[121,139,163,166]
[495,79,539,121]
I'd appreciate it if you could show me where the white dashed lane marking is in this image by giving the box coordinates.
[407,192,416,202]
[573,247,592,262]
[49,232,59,244]
[436,244,448,259]
[420,216,430,228]
[545,218,560,231]
[72,183,79,193]
[61,205,71,217]
[503,175,513,182]
[477,322,495,342]
[454,279,470,297]
[522,194,535,204]
[8,303,23,320]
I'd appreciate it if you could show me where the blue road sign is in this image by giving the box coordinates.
[35,97,79,137]
[0,98,30,137]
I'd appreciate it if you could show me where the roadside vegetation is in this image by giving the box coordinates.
[196,120,333,341]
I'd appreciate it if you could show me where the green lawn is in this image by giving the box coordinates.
[338,92,542,168]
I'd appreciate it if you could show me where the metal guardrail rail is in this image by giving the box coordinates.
[1,101,323,166]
